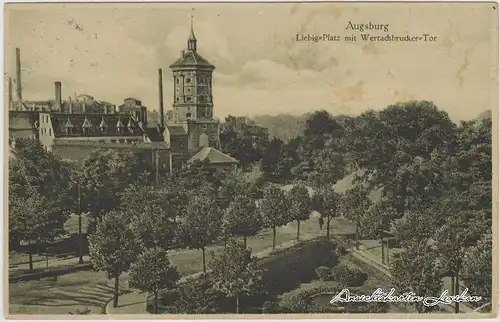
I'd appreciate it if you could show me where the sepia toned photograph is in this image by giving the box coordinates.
[4,1,498,318]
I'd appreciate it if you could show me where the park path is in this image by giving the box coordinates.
[9,254,91,278]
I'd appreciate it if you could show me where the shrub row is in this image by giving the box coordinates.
[315,264,368,287]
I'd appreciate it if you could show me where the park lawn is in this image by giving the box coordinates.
[168,216,322,276]
[64,213,90,235]
[9,213,90,268]
[168,215,349,276]
[9,269,130,315]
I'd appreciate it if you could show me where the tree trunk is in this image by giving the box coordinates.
[46,254,49,270]
[326,215,331,240]
[236,296,240,314]
[77,185,84,264]
[272,226,276,249]
[113,274,120,308]
[455,261,460,313]
[28,253,33,271]
[154,290,158,314]
[202,246,206,274]
[296,220,300,241]
[380,236,385,265]
[386,245,390,265]
[243,235,247,248]
[355,225,360,250]
[451,276,455,296]
[78,213,84,264]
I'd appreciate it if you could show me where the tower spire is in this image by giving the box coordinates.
[188,12,197,51]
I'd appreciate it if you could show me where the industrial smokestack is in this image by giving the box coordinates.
[158,68,165,131]
[15,48,22,105]
[68,96,73,114]
[54,81,62,111]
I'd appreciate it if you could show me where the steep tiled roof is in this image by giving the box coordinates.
[50,113,143,137]
[169,50,215,69]
[188,147,238,165]
[166,124,187,136]
[144,127,164,143]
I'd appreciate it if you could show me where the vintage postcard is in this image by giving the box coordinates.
[4,1,498,319]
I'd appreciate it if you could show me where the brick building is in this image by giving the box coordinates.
[8,21,237,173]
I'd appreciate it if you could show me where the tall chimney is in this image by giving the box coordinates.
[158,68,165,130]
[68,96,73,114]
[15,48,22,103]
[54,81,62,111]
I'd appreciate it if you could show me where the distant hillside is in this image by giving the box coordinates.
[252,113,350,142]
[252,114,308,141]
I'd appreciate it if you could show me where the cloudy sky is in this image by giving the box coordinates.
[4,2,498,121]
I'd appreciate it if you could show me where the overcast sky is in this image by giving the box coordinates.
[5,2,498,121]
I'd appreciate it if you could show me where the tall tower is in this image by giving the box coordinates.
[169,17,215,122]
[169,17,220,151]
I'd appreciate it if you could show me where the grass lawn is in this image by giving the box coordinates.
[168,215,356,276]
[63,213,90,235]
[9,269,130,315]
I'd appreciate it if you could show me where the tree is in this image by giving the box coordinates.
[461,234,492,305]
[260,137,284,179]
[178,187,222,273]
[88,211,142,308]
[217,168,259,210]
[220,115,269,169]
[390,240,443,313]
[209,238,265,313]
[176,277,223,313]
[9,138,73,205]
[223,194,262,248]
[339,184,372,249]
[259,184,289,249]
[77,150,151,224]
[287,183,312,241]
[341,102,456,219]
[312,186,340,240]
[129,203,176,250]
[433,213,483,313]
[307,147,346,188]
[129,248,180,314]
[9,190,65,270]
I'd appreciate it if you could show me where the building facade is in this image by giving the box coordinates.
[8,21,237,173]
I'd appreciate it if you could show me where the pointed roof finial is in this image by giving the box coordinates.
[189,12,196,41]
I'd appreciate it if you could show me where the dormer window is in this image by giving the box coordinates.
[116,118,124,134]
[99,117,108,133]
[65,117,74,135]
[82,117,92,135]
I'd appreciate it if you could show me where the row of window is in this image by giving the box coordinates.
[40,128,52,136]
[176,77,209,84]
[175,96,210,103]
[64,127,135,135]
